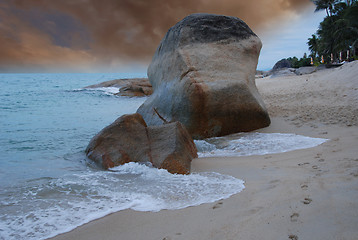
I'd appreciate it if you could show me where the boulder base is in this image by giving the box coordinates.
[137,13,270,139]
[85,114,197,174]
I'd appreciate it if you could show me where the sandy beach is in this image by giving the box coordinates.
[51,61,358,240]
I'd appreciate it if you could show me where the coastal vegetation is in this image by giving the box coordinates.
[279,0,357,69]
[285,55,312,68]
[308,0,358,63]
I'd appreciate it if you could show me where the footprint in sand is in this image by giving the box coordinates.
[300,184,308,190]
[212,201,223,209]
[289,234,298,240]
[290,213,299,222]
[298,162,310,166]
[315,153,322,159]
[302,198,312,205]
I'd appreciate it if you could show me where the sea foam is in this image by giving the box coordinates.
[73,86,121,95]
[0,162,245,240]
[195,132,328,157]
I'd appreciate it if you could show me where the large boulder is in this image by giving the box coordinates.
[272,59,292,71]
[137,13,270,139]
[85,113,197,174]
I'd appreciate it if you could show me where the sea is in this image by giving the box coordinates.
[0,73,327,240]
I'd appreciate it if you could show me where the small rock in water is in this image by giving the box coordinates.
[86,113,197,174]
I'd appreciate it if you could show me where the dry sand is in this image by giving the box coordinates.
[51,61,358,240]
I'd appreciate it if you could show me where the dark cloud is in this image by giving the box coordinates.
[0,0,312,72]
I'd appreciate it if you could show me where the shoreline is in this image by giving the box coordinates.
[50,117,358,240]
[51,61,358,240]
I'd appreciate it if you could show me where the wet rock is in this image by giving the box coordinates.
[85,113,150,169]
[85,113,197,174]
[85,78,152,97]
[148,122,198,174]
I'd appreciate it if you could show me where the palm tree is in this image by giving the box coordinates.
[309,0,358,61]
[316,15,338,58]
[314,2,358,59]
[345,0,351,6]
[311,0,339,16]
[340,0,357,7]
[307,34,319,58]
[336,2,358,54]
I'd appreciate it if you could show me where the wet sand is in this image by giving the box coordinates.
[51,61,358,240]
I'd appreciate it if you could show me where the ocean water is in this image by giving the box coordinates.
[0,73,327,240]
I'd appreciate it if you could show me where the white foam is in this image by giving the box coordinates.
[74,87,121,95]
[195,132,328,157]
[91,87,120,94]
[0,163,244,240]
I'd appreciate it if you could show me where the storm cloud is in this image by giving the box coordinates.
[0,0,312,72]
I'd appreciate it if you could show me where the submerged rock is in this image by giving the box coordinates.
[137,13,270,139]
[85,113,197,174]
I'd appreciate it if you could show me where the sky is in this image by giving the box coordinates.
[0,0,326,73]
[258,7,326,70]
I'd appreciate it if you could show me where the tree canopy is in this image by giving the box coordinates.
[308,0,358,62]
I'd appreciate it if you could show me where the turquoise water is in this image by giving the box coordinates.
[0,73,146,186]
[0,73,246,240]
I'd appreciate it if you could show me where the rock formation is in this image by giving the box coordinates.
[137,13,270,139]
[272,59,292,71]
[85,113,197,174]
[85,78,152,97]
[294,66,317,75]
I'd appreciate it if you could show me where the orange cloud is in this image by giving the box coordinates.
[1,0,312,72]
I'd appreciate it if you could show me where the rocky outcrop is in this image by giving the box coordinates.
[85,78,152,97]
[115,82,152,97]
[272,59,292,71]
[137,13,270,139]
[85,113,197,174]
[270,66,318,78]
[294,66,317,75]
[270,68,297,78]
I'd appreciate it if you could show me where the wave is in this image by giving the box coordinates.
[0,163,244,240]
[70,87,121,96]
[195,132,328,157]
